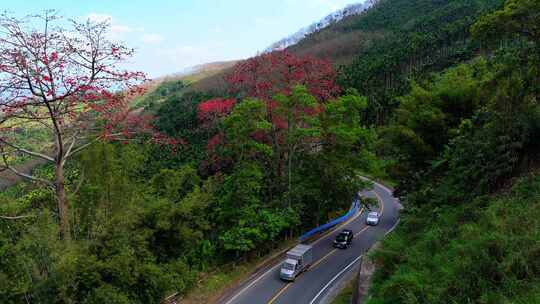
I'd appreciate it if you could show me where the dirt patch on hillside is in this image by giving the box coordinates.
[0,159,47,190]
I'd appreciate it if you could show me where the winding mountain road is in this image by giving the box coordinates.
[220,180,400,304]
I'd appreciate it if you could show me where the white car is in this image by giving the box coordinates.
[366,211,380,226]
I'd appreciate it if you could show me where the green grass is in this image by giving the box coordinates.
[180,239,296,304]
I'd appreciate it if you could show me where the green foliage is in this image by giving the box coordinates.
[154,90,212,139]
[8,2,539,302]
[150,166,201,201]
[223,99,272,163]
[339,0,504,124]
[0,90,377,299]
[293,90,376,225]
[152,91,216,166]
[369,2,540,302]
[378,59,495,194]
[83,285,131,304]
[0,143,204,303]
[368,175,540,304]
[471,0,540,46]
[134,80,186,110]
[215,163,291,253]
[4,125,53,165]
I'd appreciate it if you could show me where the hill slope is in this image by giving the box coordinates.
[189,0,503,103]
[264,1,372,53]
[175,60,238,84]
[294,0,503,123]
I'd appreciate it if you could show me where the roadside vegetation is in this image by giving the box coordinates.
[1,0,539,303]
[0,13,376,304]
[367,0,540,303]
[331,280,356,304]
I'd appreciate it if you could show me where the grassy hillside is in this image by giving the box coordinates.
[132,61,237,108]
[178,60,238,84]
[339,0,503,124]
[0,19,373,304]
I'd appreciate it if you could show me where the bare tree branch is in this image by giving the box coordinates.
[0,148,55,189]
[0,138,55,162]
[0,11,149,239]
[0,214,36,220]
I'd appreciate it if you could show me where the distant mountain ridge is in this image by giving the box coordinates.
[264,1,373,53]
[161,60,238,84]
[174,61,238,79]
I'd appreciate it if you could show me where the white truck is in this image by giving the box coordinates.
[280,244,313,281]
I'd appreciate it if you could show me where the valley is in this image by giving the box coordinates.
[1,0,539,303]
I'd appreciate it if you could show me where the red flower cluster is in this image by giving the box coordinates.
[199,51,340,173]
[225,50,340,102]
[197,98,236,124]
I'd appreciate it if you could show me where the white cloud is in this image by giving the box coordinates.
[141,33,163,44]
[85,13,141,37]
[129,44,229,77]
[111,24,133,34]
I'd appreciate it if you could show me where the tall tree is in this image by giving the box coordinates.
[225,51,340,198]
[471,0,540,46]
[0,11,147,239]
[273,86,321,207]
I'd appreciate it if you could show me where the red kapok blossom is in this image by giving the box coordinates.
[197,98,236,124]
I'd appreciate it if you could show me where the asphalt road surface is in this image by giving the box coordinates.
[221,180,401,304]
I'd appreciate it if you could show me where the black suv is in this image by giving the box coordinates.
[333,229,354,249]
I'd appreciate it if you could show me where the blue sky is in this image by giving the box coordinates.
[5,0,361,78]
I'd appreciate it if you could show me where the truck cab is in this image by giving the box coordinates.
[280,258,299,281]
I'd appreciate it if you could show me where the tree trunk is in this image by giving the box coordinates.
[288,150,292,209]
[55,164,70,240]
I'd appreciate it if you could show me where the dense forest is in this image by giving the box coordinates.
[0,0,539,303]
[0,15,375,304]
[367,0,540,302]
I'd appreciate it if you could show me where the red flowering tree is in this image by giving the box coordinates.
[224,50,339,144]
[225,50,340,102]
[197,97,236,150]
[0,11,153,239]
[197,98,236,172]
[223,51,339,196]
[197,98,236,127]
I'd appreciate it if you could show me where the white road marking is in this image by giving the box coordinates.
[222,263,281,304]
[359,176,394,195]
[309,183,400,304]
[224,178,399,304]
[375,183,393,195]
[308,254,363,304]
[225,204,364,304]
[385,218,401,236]
[224,206,365,304]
